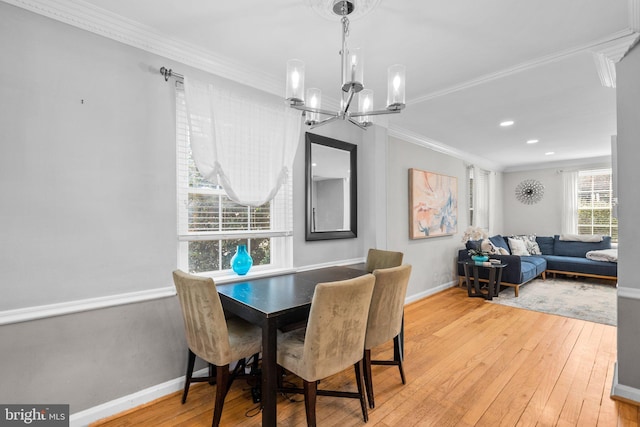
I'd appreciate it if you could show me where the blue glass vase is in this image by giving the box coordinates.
[231,244,253,275]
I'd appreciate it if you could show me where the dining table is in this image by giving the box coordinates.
[216,264,369,426]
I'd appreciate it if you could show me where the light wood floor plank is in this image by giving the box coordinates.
[91,286,638,427]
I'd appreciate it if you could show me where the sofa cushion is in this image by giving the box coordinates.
[553,235,612,257]
[521,256,547,276]
[489,235,510,254]
[519,261,538,284]
[541,255,617,277]
[536,236,554,255]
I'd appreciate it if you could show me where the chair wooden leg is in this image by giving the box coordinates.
[303,380,318,427]
[182,349,196,404]
[354,360,369,421]
[212,365,230,427]
[394,335,406,385]
[363,349,374,408]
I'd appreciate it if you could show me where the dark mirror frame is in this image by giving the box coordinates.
[305,132,358,241]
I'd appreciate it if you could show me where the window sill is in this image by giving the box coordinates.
[197,267,298,285]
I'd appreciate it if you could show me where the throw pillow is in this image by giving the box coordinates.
[508,237,530,256]
[481,239,509,255]
[489,235,510,254]
[510,234,542,255]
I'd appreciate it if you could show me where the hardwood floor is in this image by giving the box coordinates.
[92,286,639,426]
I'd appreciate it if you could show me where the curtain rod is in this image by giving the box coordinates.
[160,66,183,82]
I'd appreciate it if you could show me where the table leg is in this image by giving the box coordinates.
[472,265,481,296]
[487,268,496,300]
[495,267,504,297]
[261,320,278,427]
[462,264,473,297]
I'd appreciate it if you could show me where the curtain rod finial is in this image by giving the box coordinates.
[160,66,172,81]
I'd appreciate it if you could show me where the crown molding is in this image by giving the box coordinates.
[409,29,637,105]
[592,31,640,88]
[1,0,283,96]
[387,125,503,172]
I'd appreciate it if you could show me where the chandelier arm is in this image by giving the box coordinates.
[290,104,339,117]
[309,116,340,129]
[350,109,402,117]
[346,117,369,130]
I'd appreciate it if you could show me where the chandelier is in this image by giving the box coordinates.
[285,0,406,130]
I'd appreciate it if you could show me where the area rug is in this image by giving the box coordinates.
[489,277,617,326]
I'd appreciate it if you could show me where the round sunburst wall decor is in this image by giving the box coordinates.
[515,179,545,204]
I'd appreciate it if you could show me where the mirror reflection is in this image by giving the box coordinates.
[305,133,357,241]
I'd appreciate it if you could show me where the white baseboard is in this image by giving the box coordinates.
[618,286,640,300]
[69,367,208,427]
[405,280,458,305]
[611,362,640,404]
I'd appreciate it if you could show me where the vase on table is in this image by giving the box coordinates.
[471,255,489,264]
[231,244,253,275]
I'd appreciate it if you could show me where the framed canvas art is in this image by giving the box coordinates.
[409,168,458,239]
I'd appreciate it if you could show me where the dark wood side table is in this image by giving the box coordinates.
[458,260,507,301]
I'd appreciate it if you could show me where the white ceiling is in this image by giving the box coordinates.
[14,0,639,171]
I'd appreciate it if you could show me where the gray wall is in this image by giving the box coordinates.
[0,3,177,310]
[386,136,479,299]
[616,41,640,391]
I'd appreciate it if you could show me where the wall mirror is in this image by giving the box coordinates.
[305,132,357,241]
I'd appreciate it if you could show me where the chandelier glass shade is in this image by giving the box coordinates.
[285,0,405,129]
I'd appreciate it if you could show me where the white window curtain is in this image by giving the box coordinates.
[184,77,301,207]
[562,170,578,234]
[473,166,490,231]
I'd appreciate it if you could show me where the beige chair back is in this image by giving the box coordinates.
[365,265,412,350]
[296,274,375,382]
[173,270,232,367]
[365,248,404,273]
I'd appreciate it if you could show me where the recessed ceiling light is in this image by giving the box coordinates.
[500,120,514,127]
[526,139,539,144]
[545,152,555,155]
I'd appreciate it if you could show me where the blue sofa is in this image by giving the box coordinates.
[457,234,617,296]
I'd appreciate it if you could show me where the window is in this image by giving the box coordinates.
[468,166,489,230]
[577,168,617,242]
[175,85,292,274]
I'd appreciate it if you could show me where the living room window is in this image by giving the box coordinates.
[577,168,617,242]
[468,166,490,230]
[175,85,292,274]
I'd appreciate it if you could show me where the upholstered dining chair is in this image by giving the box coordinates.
[277,274,376,427]
[365,248,404,272]
[172,270,262,427]
[365,248,407,360]
[363,264,412,408]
